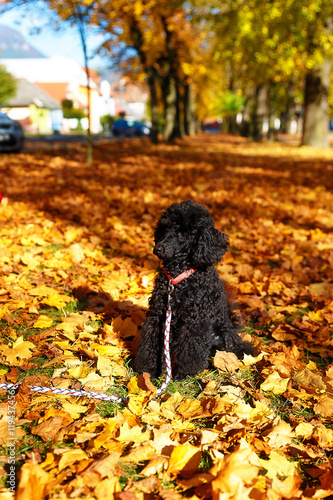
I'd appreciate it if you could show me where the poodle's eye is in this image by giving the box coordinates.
[177,232,186,239]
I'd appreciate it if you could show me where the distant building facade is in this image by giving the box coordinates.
[1,78,61,134]
[0,25,149,133]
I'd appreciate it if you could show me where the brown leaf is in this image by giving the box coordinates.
[313,395,333,417]
[213,350,240,372]
[293,368,326,391]
[31,416,69,442]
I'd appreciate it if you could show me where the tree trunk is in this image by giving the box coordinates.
[162,75,177,141]
[129,19,159,144]
[75,5,93,165]
[147,72,159,144]
[280,81,295,134]
[302,58,331,147]
[174,80,184,139]
[251,84,267,141]
[184,83,196,135]
[82,45,93,165]
[267,84,276,141]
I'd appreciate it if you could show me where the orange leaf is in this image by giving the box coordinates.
[16,463,49,500]
[167,444,201,478]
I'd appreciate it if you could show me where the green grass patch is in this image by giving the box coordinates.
[118,462,142,489]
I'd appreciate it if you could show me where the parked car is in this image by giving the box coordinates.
[0,112,24,152]
[112,118,150,138]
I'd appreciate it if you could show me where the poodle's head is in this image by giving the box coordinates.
[153,200,229,268]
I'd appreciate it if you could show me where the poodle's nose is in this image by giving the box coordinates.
[154,242,167,259]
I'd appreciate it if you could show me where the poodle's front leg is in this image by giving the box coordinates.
[172,328,212,379]
[135,315,164,377]
[216,319,254,359]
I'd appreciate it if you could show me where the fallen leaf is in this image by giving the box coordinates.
[213,351,240,372]
[167,444,201,478]
[0,337,35,365]
[16,463,49,500]
[58,449,88,471]
[261,371,290,395]
[33,315,53,329]
[259,451,298,480]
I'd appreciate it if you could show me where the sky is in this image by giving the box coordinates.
[0,3,107,70]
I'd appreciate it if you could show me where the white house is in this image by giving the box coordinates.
[2,55,103,133]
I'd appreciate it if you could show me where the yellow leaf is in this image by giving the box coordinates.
[260,371,290,395]
[167,444,201,478]
[33,315,53,329]
[307,310,324,322]
[312,424,333,447]
[58,449,88,471]
[249,400,275,424]
[65,227,83,244]
[95,477,122,499]
[42,293,72,310]
[29,285,58,297]
[313,396,333,417]
[309,281,330,297]
[121,443,156,463]
[97,355,128,378]
[211,444,260,498]
[61,402,88,420]
[176,399,202,419]
[141,456,168,477]
[294,422,313,439]
[111,317,137,338]
[127,394,147,416]
[40,452,55,470]
[271,472,302,498]
[16,463,49,500]
[242,352,264,366]
[266,422,294,449]
[0,305,9,320]
[68,361,94,379]
[0,337,35,365]
[55,314,87,335]
[91,343,124,359]
[127,376,145,395]
[259,451,298,480]
[70,243,85,263]
[94,420,118,449]
[116,421,151,443]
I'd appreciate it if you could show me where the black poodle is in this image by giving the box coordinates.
[135,200,253,379]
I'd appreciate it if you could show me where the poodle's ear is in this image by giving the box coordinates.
[192,226,229,267]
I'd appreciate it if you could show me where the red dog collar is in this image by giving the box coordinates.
[163,267,196,285]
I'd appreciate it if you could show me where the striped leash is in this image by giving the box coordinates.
[0,268,195,403]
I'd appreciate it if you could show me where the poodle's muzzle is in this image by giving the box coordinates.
[154,236,188,261]
[153,241,168,260]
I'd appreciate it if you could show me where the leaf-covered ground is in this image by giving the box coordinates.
[0,133,333,500]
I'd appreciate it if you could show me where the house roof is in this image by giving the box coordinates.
[8,78,61,109]
[0,25,46,59]
[35,82,69,103]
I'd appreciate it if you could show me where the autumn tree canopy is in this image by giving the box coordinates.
[1,0,332,143]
